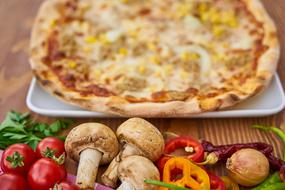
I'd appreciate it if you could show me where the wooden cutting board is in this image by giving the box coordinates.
[0,1,285,189]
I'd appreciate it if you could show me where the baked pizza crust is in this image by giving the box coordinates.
[30,0,280,117]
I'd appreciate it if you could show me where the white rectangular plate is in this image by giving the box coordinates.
[26,74,285,118]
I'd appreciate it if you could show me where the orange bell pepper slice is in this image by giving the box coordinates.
[159,157,210,190]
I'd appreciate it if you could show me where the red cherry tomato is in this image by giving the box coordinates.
[0,173,29,190]
[36,137,65,158]
[28,158,67,190]
[1,144,37,175]
[54,181,80,190]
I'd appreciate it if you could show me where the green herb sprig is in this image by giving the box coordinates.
[144,179,192,190]
[0,111,73,150]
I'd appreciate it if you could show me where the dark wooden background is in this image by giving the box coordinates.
[0,0,285,189]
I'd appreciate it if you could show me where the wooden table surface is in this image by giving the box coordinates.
[0,0,285,189]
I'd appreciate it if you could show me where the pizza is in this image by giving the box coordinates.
[30,0,280,117]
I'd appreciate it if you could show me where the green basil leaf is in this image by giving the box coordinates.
[3,133,27,140]
[43,129,53,137]
[33,123,48,133]
[49,121,62,134]
[0,111,73,149]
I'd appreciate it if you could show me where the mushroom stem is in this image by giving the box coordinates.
[121,144,142,157]
[101,153,121,187]
[116,181,135,190]
[76,148,102,189]
[102,145,141,188]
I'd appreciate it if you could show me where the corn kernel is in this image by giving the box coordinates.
[222,11,238,28]
[147,42,157,51]
[198,3,208,13]
[50,19,56,27]
[118,48,128,56]
[213,53,228,62]
[99,34,110,44]
[180,52,191,62]
[190,53,200,60]
[85,36,97,44]
[209,9,220,24]
[68,61,77,69]
[177,4,192,18]
[127,29,138,38]
[212,25,226,37]
[200,12,210,22]
[102,38,110,45]
[216,54,227,61]
[138,66,146,74]
[228,18,238,28]
[180,52,200,62]
[212,55,219,62]
[149,55,160,64]
[82,46,92,53]
[93,69,102,78]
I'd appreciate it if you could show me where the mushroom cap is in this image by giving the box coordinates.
[116,118,164,161]
[118,155,160,190]
[65,123,119,164]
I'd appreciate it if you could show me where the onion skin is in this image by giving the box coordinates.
[226,148,269,187]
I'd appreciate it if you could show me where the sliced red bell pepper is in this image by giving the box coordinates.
[207,171,226,190]
[156,136,204,174]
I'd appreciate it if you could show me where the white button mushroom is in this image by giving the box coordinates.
[65,123,119,189]
[102,118,164,188]
[116,155,160,190]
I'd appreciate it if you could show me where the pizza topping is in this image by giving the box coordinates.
[195,2,241,40]
[59,35,77,56]
[81,84,113,97]
[175,45,211,78]
[60,74,76,89]
[50,19,57,28]
[183,15,202,30]
[37,0,270,103]
[118,48,128,56]
[103,30,123,44]
[225,52,253,71]
[116,76,147,93]
[67,60,77,69]
[84,36,97,44]
[152,91,190,102]
[175,2,194,19]
[180,52,200,62]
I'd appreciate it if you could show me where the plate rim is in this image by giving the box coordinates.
[26,74,285,118]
